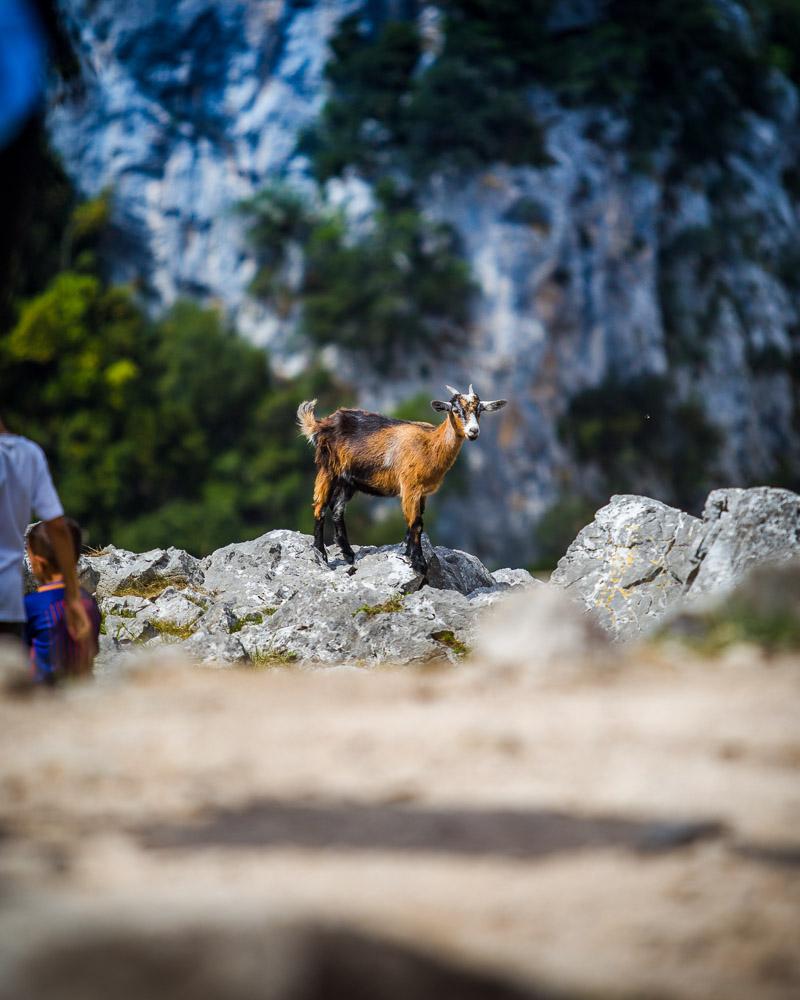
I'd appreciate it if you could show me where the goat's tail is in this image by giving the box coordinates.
[297,399,320,445]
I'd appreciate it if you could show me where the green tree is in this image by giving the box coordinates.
[302,15,421,181]
[302,203,473,367]
[2,266,347,554]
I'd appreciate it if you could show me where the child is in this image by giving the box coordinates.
[24,519,101,684]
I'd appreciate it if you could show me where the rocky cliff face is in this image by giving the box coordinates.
[48,1,800,564]
[48,0,354,327]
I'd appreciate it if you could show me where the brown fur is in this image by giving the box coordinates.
[300,405,467,519]
[297,390,506,569]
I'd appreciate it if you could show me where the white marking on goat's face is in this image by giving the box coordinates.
[464,413,480,440]
[451,393,482,440]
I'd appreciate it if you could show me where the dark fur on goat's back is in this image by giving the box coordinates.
[321,408,417,439]
[311,408,437,499]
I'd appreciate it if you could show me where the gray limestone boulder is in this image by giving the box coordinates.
[92,529,512,668]
[688,488,800,598]
[551,495,703,640]
[77,555,100,594]
[138,588,207,632]
[179,629,248,667]
[551,487,800,641]
[202,530,327,596]
[84,545,204,599]
[338,543,426,598]
[102,614,158,647]
[219,560,494,667]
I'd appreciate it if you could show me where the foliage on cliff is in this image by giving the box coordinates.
[244,181,474,369]
[306,0,797,181]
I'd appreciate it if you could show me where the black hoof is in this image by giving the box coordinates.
[342,549,355,565]
[315,545,328,563]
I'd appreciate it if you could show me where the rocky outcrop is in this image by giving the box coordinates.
[550,495,704,639]
[689,487,800,597]
[552,486,800,639]
[84,485,800,667]
[87,530,537,670]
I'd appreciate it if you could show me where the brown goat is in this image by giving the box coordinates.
[297,385,507,572]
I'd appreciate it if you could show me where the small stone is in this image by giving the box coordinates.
[491,568,539,589]
[423,537,495,595]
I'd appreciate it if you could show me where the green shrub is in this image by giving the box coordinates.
[303,15,421,181]
[307,7,551,181]
[245,183,475,370]
[0,120,74,329]
[404,50,551,175]
[503,197,551,230]
[309,1,782,182]
[240,183,316,303]
[355,595,405,617]
[761,0,800,86]
[430,629,470,657]
[302,202,473,368]
[2,268,348,554]
[747,343,789,373]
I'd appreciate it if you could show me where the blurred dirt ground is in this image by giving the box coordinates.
[0,647,798,999]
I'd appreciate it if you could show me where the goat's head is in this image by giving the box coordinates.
[431,384,507,440]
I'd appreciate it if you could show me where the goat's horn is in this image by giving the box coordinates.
[445,384,460,397]
[468,384,474,396]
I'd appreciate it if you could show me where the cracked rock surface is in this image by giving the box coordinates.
[552,487,800,639]
[84,531,537,671]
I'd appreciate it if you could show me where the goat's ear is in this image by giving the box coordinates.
[431,399,452,412]
[480,399,508,413]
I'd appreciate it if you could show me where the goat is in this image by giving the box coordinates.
[297,385,507,573]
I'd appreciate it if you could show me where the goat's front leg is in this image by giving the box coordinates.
[403,496,426,549]
[401,490,427,574]
[331,482,355,564]
[312,468,333,562]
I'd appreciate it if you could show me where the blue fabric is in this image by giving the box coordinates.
[24,583,101,682]
[0,0,46,147]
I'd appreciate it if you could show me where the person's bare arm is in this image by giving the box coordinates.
[43,516,91,641]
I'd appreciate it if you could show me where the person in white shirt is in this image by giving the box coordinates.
[0,416,90,642]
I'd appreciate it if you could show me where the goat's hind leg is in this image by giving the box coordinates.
[331,481,355,565]
[312,468,333,562]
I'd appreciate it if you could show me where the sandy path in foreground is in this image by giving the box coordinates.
[0,649,798,998]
